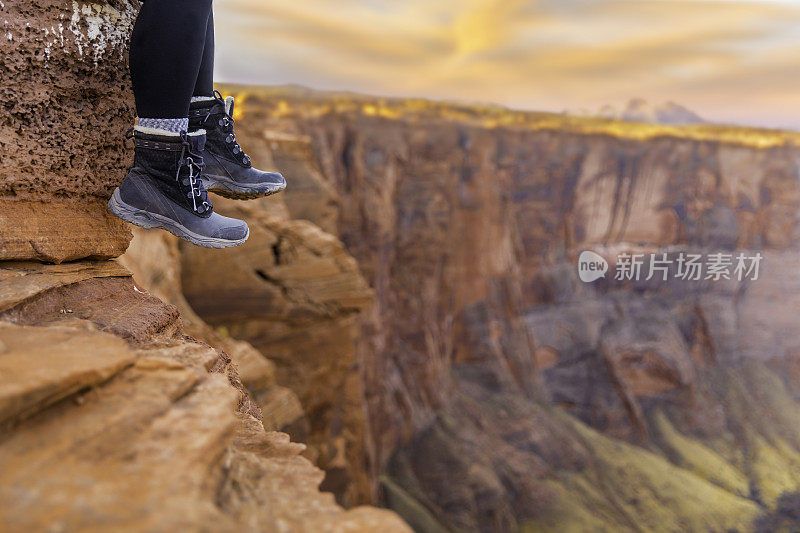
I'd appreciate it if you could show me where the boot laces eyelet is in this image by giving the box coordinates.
[176,138,209,214]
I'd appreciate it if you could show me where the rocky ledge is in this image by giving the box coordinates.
[0,259,408,532]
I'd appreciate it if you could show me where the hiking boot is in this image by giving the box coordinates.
[189,91,286,199]
[108,128,250,248]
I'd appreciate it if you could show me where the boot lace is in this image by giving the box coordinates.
[178,132,212,215]
[202,90,251,167]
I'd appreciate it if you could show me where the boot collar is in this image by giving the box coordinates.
[189,91,235,117]
[132,127,206,151]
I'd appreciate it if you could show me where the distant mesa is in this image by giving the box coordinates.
[570,98,705,125]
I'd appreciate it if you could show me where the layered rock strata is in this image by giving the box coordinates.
[0,261,409,532]
[206,85,800,530]
[0,0,137,262]
[179,193,375,507]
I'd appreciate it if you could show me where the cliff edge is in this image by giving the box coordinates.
[0,2,409,531]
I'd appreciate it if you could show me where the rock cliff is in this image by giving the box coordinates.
[1,0,135,262]
[0,260,408,532]
[124,191,377,507]
[0,3,409,531]
[195,85,800,531]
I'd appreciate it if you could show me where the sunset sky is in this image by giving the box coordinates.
[214,0,800,129]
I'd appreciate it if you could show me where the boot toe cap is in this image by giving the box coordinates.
[211,219,250,241]
[261,171,286,186]
[247,169,286,190]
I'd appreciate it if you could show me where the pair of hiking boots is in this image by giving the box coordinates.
[108,92,285,248]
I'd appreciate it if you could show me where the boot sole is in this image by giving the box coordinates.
[202,174,286,200]
[108,189,249,249]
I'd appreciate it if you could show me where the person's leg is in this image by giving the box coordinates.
[129,0,214,131]
[193,10,215,98]
[109,0,250,249]
[186,9,286,199]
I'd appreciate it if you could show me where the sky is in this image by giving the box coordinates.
[214,0,800,129]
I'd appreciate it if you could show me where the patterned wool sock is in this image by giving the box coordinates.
[136,117,189,134]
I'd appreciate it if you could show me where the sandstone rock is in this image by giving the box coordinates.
[1,3,410,529]
[0,0,138,261]
[0,320,134,426]
[222,415,408,533]
[180,194,375,507]
[0,322,240,531]
[118,228,277,390]
[0,260,181,344]
[0,199,131,263]
[262,131,339,234]
[0,259,129,312]
[0,260,410,532]
[0,0,137,199]
[119,226,307,431]
[256,384,307,433]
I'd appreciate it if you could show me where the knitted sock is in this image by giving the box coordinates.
[133,125,205,137]
[136,117,189,134]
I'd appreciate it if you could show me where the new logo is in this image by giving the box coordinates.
[577,250,608,282]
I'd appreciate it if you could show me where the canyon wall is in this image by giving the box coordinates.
[197,86,800,531]
[0,260,409,532]
[0,3,409,531]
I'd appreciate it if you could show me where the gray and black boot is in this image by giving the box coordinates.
[108,128,250,248]
[188,91,286,199]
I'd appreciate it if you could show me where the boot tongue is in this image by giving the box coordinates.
[224,96,235,117]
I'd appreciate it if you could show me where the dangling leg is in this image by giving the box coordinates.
[188,9,287,200]
[129,0,213,131]
[193,10,215,99]
[109,0,250,249]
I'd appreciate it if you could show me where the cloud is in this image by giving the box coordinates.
[214,0,800,128]
[451,0,534,57]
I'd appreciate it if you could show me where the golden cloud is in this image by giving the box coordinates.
[214,0,800,128]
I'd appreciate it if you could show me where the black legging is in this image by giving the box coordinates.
[129,0,215,119]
